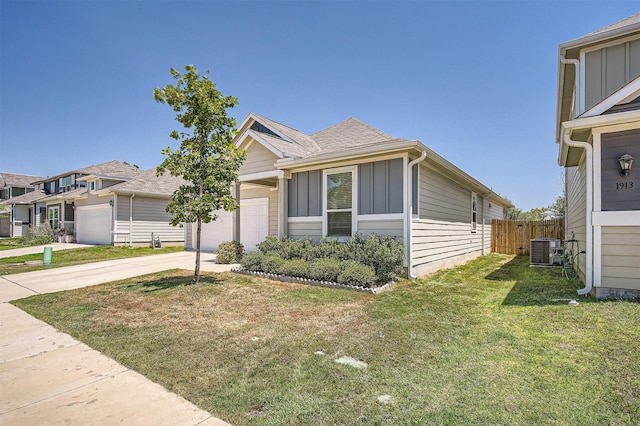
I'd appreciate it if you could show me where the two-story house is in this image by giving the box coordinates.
[30,161,143,236]
[556,13,640,299]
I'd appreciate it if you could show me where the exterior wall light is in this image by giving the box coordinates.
[618,154,634,177]
[109,199,114,207]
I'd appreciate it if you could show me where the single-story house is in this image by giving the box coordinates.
[72,169,185,246]
[187,113,511,277]
[556,13,640,299]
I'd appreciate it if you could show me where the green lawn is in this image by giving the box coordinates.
[0,245,184,275]
[13,254,640,425]
[0,238,29,250]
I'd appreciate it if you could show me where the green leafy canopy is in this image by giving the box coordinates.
[154,65,246,225]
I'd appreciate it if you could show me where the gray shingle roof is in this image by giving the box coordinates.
[0,172,43,188]
[39,187,88,203]
[581,12,640,38]
[32,160,144,184]
[247,115,412,160]
[107,169,185,196]
[0,189,47,205]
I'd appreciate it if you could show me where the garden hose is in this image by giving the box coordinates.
[562,239,580,280]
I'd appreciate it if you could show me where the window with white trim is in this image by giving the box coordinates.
[471,192,478,233]
[324,167,356,237]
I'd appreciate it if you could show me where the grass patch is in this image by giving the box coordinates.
[12,254,640,424]
[0,238,29,250]
[0,245,184,275]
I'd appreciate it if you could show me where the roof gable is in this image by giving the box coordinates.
[311,117,398,154]
[106,169,185,197]
[581,76,640,118]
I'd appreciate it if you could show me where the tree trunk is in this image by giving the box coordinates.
[194,214,201,285]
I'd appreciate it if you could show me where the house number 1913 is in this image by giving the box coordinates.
[616,181,634,190]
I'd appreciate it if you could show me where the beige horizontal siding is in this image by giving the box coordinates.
[288,220,322,241]
[412,218,485,275]
[566,164,587,281]
[601,226,640,290]
[239,141,279,175]
[114,195,183,244]
[357,219,403,238]
[418,163,469,222]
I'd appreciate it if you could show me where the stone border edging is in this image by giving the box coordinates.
[230,268,394,294]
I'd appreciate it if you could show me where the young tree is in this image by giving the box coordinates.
[155,65,245,284]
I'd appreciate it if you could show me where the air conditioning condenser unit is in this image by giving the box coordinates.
[530,238,562,266]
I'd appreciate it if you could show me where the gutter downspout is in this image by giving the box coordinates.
[129,194,135,248]
[407,151,427,280]
[563,132,593,296]
[560,54,580,119]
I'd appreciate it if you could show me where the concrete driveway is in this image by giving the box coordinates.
[0,250,234,425]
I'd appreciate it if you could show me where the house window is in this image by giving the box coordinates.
[471,192,478,232]
[90,181,95,191]
[324,167,356,237]
[60,176,72,192]
[49,206,60,230]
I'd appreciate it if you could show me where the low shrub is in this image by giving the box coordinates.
[309,258,342,282]
[338,263,377,287]
[241,251,264,271]
[216,241,244,264]
[261,255,285,275]
[278,258,309,279]
[243,233,404,286]
[17,223,54,246]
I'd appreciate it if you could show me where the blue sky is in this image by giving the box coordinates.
[1,1,638,211]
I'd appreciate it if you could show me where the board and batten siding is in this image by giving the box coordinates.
[601,226,640,290]
[241,186,279,237]
[601,129,640,211]
[114,195,183,244]
[411,162,488,275]
[584,37,640,112]
[239,141,280,176]
[565,163,587,281]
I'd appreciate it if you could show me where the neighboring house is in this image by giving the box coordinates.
[32,160,143,236]
[556,13,640,299]
[186,113,511,277]
[73,169,185,246]
[0,172,44,237]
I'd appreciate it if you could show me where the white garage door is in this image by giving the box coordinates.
[198,198,269,252]
[77,205,112,245]
[198,209,233,252]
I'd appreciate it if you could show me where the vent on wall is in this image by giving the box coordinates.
[530,238,562,266]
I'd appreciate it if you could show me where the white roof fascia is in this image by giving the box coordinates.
[558,109,640,166]
[76,174,132,182]
[238,170,285,182]
[275,140,421,169]
[580,76,640,118]
[236,130,285,159]
[109,190,171,199]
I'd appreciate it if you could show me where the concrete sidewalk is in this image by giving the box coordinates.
[0,242,97,259]
[0,251,234,425]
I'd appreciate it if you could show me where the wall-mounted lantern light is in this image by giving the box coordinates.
[109,199,114,207]
[619,154,634,177]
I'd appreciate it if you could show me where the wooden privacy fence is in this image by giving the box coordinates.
[491,219,564,255]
